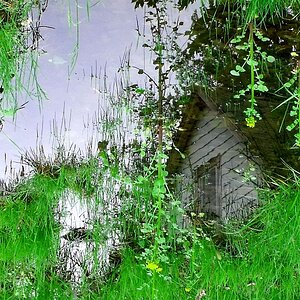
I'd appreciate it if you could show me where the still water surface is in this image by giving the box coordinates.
[0,0,198,292]
[0,0,197,179]
[0,0,197,182]
[0,0,144,181]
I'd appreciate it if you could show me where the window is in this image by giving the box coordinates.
[195,154,222,218]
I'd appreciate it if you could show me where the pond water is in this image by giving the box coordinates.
[1,2,300,298]
[0,1,198,293]
[0,0,197,183]
[0,0,145,181]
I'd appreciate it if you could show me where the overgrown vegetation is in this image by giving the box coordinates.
[1,151,299,299]
[1,0,300,299]
[0,0,48,122]
[101,180,300,299]
[175,0,300,148]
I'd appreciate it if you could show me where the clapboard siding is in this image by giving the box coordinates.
[179,109,259,221]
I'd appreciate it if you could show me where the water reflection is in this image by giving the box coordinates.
[0,0,197,181]
[55,189,118,289]
[0,0,143,181]
[0,1,198,295]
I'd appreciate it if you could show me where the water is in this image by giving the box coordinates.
[0,1,198,295]
[0,0,145,181]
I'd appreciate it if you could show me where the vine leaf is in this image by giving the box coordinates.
[230,70,240,76]
[236,65,246,72]
[267,55,275,63]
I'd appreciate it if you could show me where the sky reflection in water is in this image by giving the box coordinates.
[0,0,141,180]
[0,0,195,181]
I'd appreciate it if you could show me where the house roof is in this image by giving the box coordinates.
[167,86,300,177]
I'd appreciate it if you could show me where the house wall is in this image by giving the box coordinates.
[179,108,259,223]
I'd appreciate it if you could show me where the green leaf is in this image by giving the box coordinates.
[284,82,292,88]
[267,56,275,63]
[247,59,258,66]
[161,170,168,177]
[236,44,248,50]
[231,38,241,43]
[236,65,246,72]
[110,166,119,177]
[261,51,267,58]
[230,70,240,76]
[140,150,146,158]
[257,84,268,92]
[156,237,166,244]
[135,87,145,95]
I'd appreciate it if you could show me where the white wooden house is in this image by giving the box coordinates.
[168,88,263,222]
[169,86,300,223]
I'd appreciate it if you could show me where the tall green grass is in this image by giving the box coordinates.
[0,174,62,298]
[215,0,300,23]
[1,144,300,300]
[0,144,120,299]
[99,180,300,300]
[0,0,47,117]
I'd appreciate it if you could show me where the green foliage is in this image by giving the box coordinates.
[2,0,300,298]
[0,1,47,119]
[274,62,300,147]
[2,154,300,299]
[99,178,300,300]
[176,0,300,146]
[230,24,275,127]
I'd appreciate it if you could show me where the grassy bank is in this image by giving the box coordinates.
[0,160,299,299]
[99,179,300,300]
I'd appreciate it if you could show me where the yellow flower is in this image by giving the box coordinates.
[246,116,256,128]
[185,287,191,292]
[291,52,299,57]
[146,261,162,272]
[146,262,158,270]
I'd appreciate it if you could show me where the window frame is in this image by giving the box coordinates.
[194,154,222,218]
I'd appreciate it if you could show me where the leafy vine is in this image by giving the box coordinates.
[230,23,275,128]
